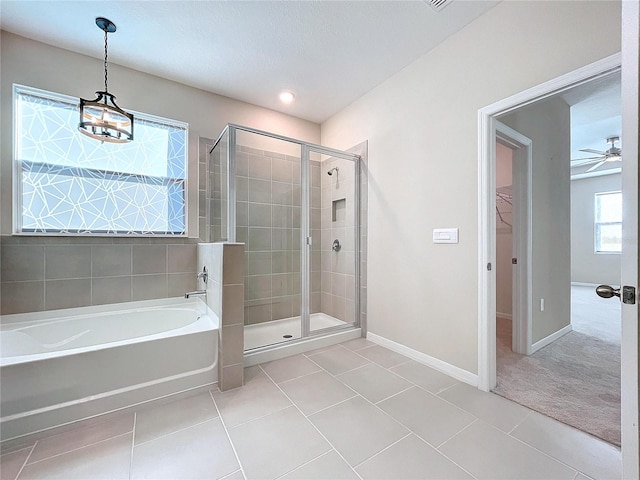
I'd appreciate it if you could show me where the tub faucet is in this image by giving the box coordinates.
[184,290,207,299]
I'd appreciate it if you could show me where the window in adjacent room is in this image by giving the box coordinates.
[14,85,188,235]
[594,190,622,253]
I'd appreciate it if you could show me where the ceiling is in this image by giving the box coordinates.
[0,0,500,123]
[1,0,620,158]
[564,73,621,160]
[563,72,621,173]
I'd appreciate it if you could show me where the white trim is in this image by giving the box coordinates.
[496,312,512,320]
[621,0,639,475]
[496,121,532,357]
[477,53,621,393]
[367,332,478,386]
[530,324,572,354]
[571,167,621,181]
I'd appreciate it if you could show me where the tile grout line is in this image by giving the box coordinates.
[372,385,415,405]
[436,418,479,452]
[434,381,460,396]
[430,419,482,480]
[350,432,413,470]
[209,390,248,480]
[220,469,244,480]
[132,415,221,448]
[502,422,584,477]
[507,409,532,435]
[23,432,133,467]
[258,364,364,480]
[266,365,324,385]
[271,450,336,480]
[275,347,477,477]
[457,416,584,478]
[219,401,294,430]
[128,412,137,480]
[13,441,37,480]
[303,394,360,418]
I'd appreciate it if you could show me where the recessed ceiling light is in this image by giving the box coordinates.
[279,91,295,104]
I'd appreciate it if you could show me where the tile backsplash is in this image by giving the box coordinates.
[0,236,198,315]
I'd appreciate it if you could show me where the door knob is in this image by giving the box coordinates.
[595,284,621,299]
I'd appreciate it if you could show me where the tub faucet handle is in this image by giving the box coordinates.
[196,266,208,284]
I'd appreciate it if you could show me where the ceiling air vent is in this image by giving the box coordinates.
[424,0,453,12]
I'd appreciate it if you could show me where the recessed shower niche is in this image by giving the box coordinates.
[332,198,346,222]
[208,125,365,356]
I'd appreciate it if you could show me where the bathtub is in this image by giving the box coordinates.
[0,297,219,442]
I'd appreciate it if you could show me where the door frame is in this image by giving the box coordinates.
[620,0,639,476]
[495,121,532,357]
[477,53,622,392]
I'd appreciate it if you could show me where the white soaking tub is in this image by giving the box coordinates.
[0,297,219,442]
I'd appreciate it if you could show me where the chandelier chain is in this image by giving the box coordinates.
[103,28,108,93]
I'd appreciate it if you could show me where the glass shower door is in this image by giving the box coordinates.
[307,147,358,334]
[235,129,304,349]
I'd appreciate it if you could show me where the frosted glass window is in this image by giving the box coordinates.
[14,85,188,235]
[595,191,622,253]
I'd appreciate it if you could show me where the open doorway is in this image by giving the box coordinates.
[484,66,623,446]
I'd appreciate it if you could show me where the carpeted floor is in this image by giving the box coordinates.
[493,285,621,446]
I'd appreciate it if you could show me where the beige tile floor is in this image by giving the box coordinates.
[0,339,622,480]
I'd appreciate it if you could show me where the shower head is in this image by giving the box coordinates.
[327,167,339,176]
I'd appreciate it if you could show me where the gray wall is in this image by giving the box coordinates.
[321,1,619,373]
[501,97,572,344]
[571,173,622,285]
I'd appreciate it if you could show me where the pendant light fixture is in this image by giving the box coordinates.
[78,17,134,143]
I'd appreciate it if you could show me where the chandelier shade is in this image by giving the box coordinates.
[78,17,134,143]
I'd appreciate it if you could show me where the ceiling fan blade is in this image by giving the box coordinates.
[571,156,604,165]
[579,148,606,155]
[586,160,608,172]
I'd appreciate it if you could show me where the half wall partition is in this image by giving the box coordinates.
[209,125,362,352]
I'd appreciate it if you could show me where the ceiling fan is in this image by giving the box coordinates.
[571,136,622,172]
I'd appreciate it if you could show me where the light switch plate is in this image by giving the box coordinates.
[433,228,459,244]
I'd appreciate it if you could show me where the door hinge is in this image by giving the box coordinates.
[512,258,517,264]
[622,286,636,305]
[487,262,492,271]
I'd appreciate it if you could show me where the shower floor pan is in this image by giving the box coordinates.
[244,313,347,351]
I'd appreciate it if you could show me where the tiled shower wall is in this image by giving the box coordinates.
[236,146,321,325]
[0,151,209,316]
[319,157,357,324]
[205,136,367,328]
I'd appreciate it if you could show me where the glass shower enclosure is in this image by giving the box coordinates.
[209,124,360,351]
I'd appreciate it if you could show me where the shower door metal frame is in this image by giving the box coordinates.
[211,123,361,347]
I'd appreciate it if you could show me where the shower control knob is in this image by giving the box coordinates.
[332,239,341,252]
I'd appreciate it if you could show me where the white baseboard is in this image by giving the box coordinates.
[530,324,572,354]
[367,332,478,387]
[496,312,512,320]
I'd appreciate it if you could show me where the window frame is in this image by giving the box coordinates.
[594,190,622,254]
[12,84,189,237]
